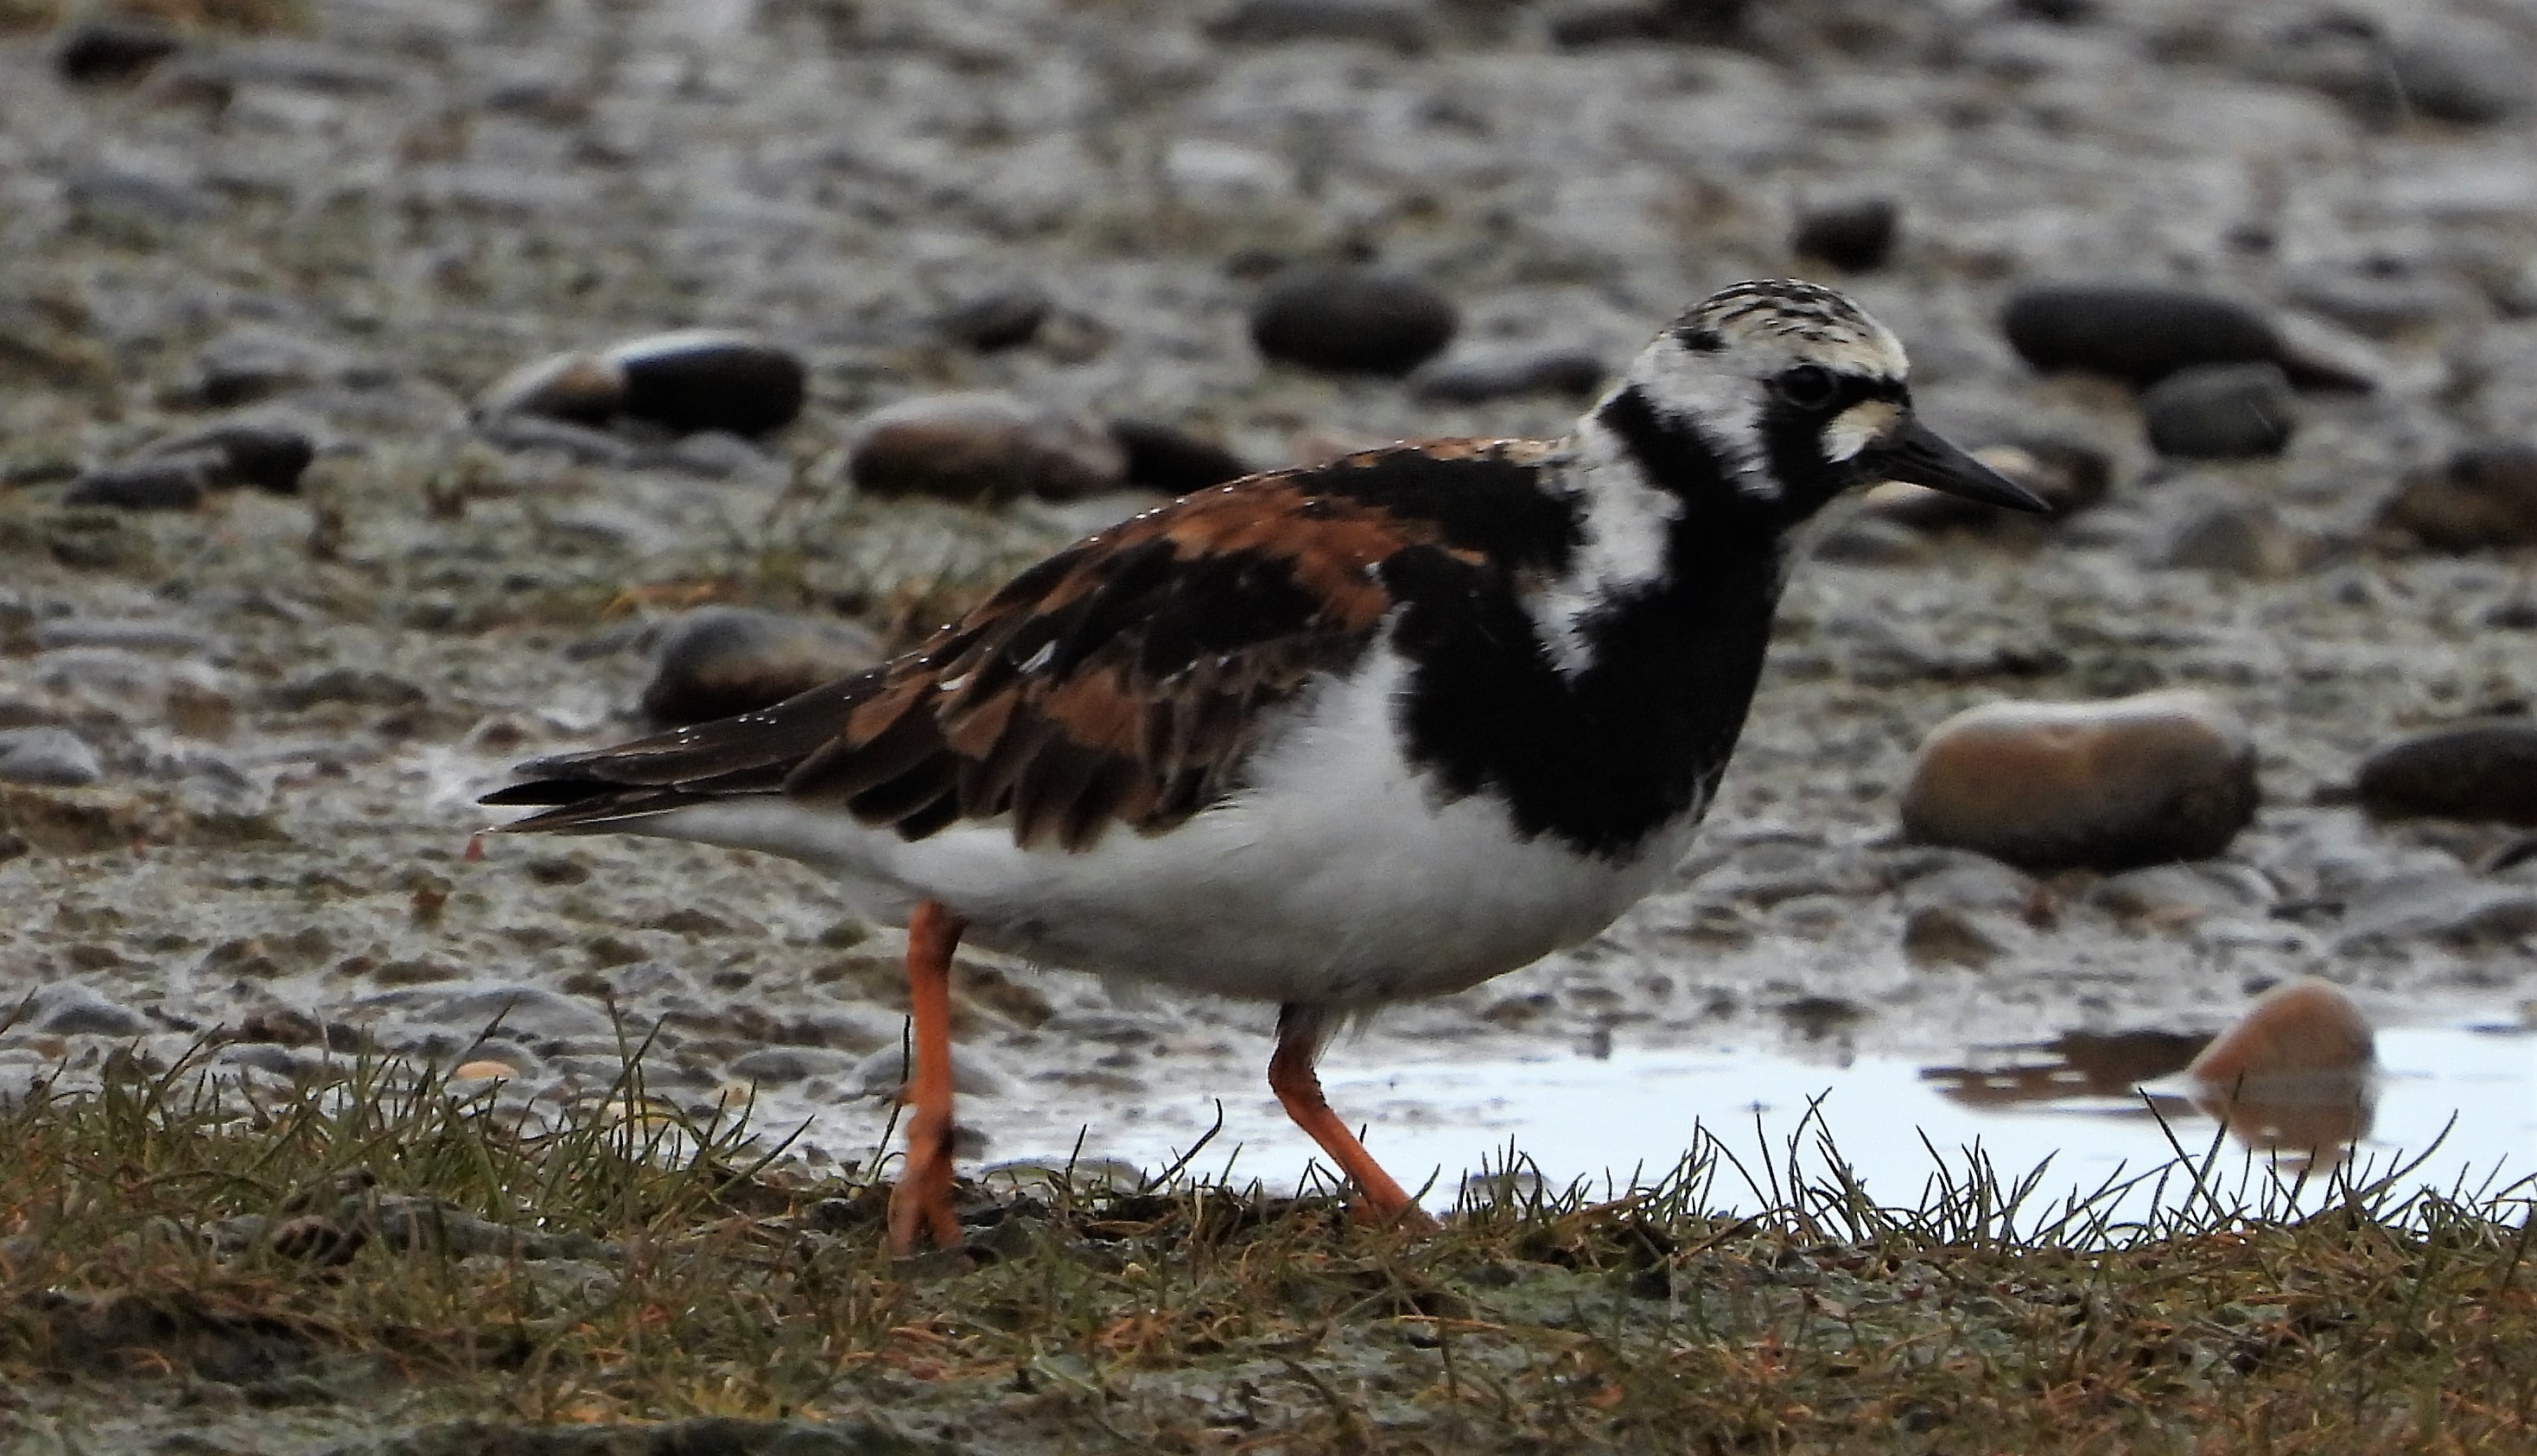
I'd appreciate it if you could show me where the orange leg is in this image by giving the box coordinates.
[887,899,966,1254]
[1268,1005,1434,1230]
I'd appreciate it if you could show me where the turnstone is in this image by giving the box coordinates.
[484,279,2047,1252]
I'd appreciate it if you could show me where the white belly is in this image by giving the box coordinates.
[633,651,1707,1008]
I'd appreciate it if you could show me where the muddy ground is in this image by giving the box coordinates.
[3,0,2536,1260]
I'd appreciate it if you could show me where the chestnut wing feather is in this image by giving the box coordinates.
[489,470,1447,849]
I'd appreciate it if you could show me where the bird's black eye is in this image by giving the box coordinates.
[1776,364,1838,410]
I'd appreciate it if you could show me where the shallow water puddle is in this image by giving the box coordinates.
[1058,1026,2535,1222]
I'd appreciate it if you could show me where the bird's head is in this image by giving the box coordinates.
[1596,279,2049,523]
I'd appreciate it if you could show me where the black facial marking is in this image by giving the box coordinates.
[1670,323,1725,353]
[1757,371,1910,520]
[1594,385,1727,499]
[1383,420,1786,860]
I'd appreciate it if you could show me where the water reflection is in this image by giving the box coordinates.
[1925,979,2382,1172]
[1070,1019,2524,1223]
[2184,979,2378,1167]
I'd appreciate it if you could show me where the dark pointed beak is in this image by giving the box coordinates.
[1863,418,2053,514]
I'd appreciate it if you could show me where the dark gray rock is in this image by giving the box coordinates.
[641,607,883,725]
[138,417,316,494]
[1408,347,1605,403]
[938,282,1052,351]
[2001,283,2279,386]
[2378,441,2537,550]
[2141,362,2296,458]
[851,392,1127,505]
[2384,23,2534,124]
[2356,722,2537,827]
[55,17,182,85]
[1900,690,2260,872]
[1251,265,1457,377]
[1108,419,1254,493]
[63,457,212,511]
[65,162,216,226]
[604,331,806,436]
[1547,0,1748,45]
[0,728,103,787]
[24,983,146,1037]
[1791,194,1901,271]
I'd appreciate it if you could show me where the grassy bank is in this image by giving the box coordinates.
[1,1042,2531,1454]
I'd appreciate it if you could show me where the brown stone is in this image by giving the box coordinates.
[2186,978,2375,1156]
[1898,690,2260,872]
[850,392,1127,505]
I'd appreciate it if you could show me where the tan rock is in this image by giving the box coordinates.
[1898,689,2259,872]
[2186,978,2376,1156]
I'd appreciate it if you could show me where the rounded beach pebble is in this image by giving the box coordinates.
[1899,690,2260,872]
[851,392,1127,505]
[2000,283,2278,386]
[2377,441,2537,551]
[1251,264,1458,376]
[476,330,805,436]
[2355,721,2537,827]
[2185,978,2375,1152]
[2140,362,2296,459]
[641,607,885,724]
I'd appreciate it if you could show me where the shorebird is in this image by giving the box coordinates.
[485,279,2046,1251]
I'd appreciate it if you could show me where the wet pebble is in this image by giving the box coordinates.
[2377,441,2537,551]
[1899,690,2260,872]
[0,728,103,788]
[137,416,317,495]
[2140,363,2297,458]
[2279,266,2477,339]
[640,606,883,724]
[850,392,1127,505]
[2355,721,2537,827]
[62,457,211,512]
[2001,283,2278,386]
[55,16,183,85]
[2186,978,2375,1153]
[1408,346,1605,404]
[21,982,146,1037]
[422,985,612,1043]
[608,330,805,436]
[1900,905,2008,969]
[848,1044,1012,1098]
[477,331,805,436]
[1547,0,1744,44]
[1790,194,1900,271]
[2383,21,2533,125]
[729,1046,862,1084]
[1108,418,1254,493]
[1250,264,1458,377]
[938,281,1052,351]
